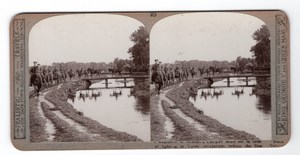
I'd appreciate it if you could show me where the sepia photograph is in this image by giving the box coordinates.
[150,12,271,141]
[28,14,150,142]
[10,11,290,150]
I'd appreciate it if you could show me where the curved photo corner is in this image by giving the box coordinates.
[149,12,272,142]
[10,11,290,149]
[27,13,151,143]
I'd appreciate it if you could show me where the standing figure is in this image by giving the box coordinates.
[151,59,163,94]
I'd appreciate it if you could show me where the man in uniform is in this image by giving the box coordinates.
[29,61,38,86]
[160,63,166,87]
[151,59,160,84]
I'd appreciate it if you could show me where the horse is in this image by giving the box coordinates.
[108,68,122,77]
[168,69,175,85]
[30,73,43,98]
[207,66,223,76]
[174,67,184,82]
[190,67,196,79]
[198,66,205,77]
[60,69,67,82]
[161,70,168,88]
[42,69,53,87]
[83,70,89,78]
[76,69,83,79]
[205,68,212,77]
[68,69,75,81]
[215,68,223,75]
[86,68,92,77]
[183,68,189,81]
[152,71,163,95]
[230,66,243,75]
[89,68,102,77]
[53,69,63,85]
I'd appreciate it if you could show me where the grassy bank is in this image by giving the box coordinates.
[29,86,59,142]
[254,77,271,97]
[45,81,142,142]
[29,98,48,142]
[150,95,167,141]
[166,79,260,140]
[132,78,150,98]
[161,100,213,141]
[41,102,94,142]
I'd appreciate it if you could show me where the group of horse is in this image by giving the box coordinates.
[29,66,109,97]
[108,65,149,77]
[151,64,234,94]
[29,64,149,97]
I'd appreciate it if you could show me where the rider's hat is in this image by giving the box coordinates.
[154,59,159,62]
[33,61,37,64]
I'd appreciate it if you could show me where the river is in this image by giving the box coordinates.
[67,78,150,141]
[189,77,271,140]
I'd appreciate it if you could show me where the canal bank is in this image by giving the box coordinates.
[30,85,59,142]
[36,81,142,142]
[165,78,260,140]
[70,78,150,141]
[150,81,223,141]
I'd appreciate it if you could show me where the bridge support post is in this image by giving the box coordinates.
[246,77,248,86]
[227,77,230,87]
[105,79,108,88]
[124,78,127,87]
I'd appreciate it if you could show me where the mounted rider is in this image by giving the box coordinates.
[151,59,162,84]
[160,63,167,86]
[29,61,43,86]
[174,64,181,79]
[190,67,196,79]
[169,64,175,83]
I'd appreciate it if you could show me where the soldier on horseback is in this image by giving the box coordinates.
[29,61,38,86]
[169,64,175,84]
[174,64,180,82]
[29,61,43,97]
[68,68,75,81]
[190,67,196,79]
[151,59,163,94]
[151,59,160,84]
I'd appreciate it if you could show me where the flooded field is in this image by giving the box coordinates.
[189,77,271,140]
[68,78,150,141]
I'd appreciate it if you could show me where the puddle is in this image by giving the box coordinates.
[160,82,221,139]
[52,111,88,133]
[37,101,56,141]
[157,98,175,139]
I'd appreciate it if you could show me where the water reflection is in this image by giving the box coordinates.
[197,88,224,100]
[256,95,271,115]
[231,87,244,99]
[67,78,150,141]
[189,77,271,140]
[135,97,150,115]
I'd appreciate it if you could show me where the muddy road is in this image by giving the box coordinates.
[30,82,142,142]
[151,79,259,141]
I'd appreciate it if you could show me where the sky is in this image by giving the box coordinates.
[29,14,144,65]
[150,12,266,63]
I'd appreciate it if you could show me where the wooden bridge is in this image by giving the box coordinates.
[82,75,149,88]
[203,74,270,87]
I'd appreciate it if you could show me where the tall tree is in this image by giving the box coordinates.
[236,56,249,70]
[128,26,149,67]
[250,25,270,69]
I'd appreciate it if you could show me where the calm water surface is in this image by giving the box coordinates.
[189,77,271,140]
[68,78,150,141]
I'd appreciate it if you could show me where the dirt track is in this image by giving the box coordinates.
[30,82,142,142]
[150,78,260,141]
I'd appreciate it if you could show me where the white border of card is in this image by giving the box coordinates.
[10,10,290,150]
